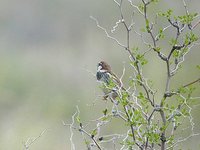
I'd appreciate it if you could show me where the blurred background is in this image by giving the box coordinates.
[0,0,199,149]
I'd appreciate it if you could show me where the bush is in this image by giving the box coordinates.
[67,0,200,149]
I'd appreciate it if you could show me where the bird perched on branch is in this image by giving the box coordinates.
[96,61,126,104]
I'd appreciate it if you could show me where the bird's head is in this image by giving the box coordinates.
[97,61,111,72]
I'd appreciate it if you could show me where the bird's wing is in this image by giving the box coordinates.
[109,71,126,91]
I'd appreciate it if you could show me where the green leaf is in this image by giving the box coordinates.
[138,92,144,99]
[136,74,142,81]
[145,19,150,32]
[172,50,180,58]
[76,116,81,123]
[84,140,90,145]
[154,47,161,52]
[178,86,187,94]
[139,4,144,11]
[184,32,198,45]
[128,133,133,137]
[91,129,98,137]
[132,47,139,53]
[160,124,168,132]
[136,54,148,66]
[138,137,143,142]
[169,38,177,46]
[178,13,198,24]
[159,9,173,18]
[157,29,165,40]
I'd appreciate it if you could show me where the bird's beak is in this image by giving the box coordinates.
[97,65,102,72]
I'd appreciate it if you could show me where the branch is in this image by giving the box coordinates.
[63,107,78,150]
[192,20,200,29]
[90,16,126,48]
[23,129,47,150]
[142,0,167,61]
[183,78,200,88]
[123,105,143,150]
[128,0,144,15]
[166,133,200,150]
[170,42,200,76]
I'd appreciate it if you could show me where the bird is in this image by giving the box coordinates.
[96,61,125,103]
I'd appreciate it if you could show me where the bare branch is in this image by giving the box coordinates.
[192,19,200,29]
[23,129,47,150]
[111,19,123,33]
[128,0,144,15]
[69,108,77,150]
[167,133,200,150]
[183,78,200,88]
[90,16,126,48]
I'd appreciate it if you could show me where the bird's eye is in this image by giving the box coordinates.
[98,62,102,66]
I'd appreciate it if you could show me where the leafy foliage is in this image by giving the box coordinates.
[68,1,200,150]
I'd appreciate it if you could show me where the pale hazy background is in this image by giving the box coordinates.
[0,0,199,149]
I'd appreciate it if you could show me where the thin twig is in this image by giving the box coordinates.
[166,133,200,150]
[90,16,126,48]
[183,78,200,88]
[23,129,47,150]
